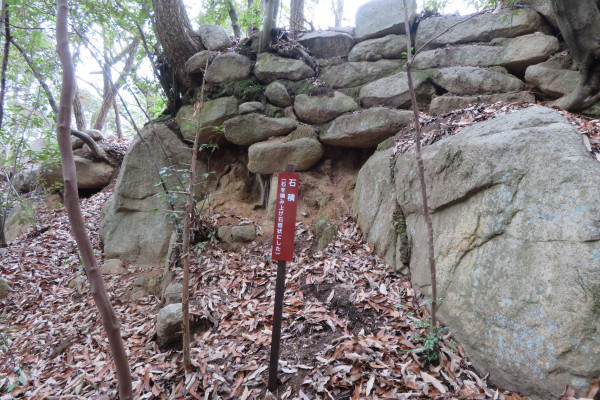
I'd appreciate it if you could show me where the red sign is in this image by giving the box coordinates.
[272,172,299,261]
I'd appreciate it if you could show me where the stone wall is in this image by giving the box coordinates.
[101,0,591,266]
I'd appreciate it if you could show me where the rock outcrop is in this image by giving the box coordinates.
[354,106,600,399]
[100,122,207,266]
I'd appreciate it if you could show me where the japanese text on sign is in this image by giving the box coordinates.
[271,172,299,261]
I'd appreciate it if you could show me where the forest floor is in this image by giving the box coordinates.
[0,188,528,400]
[2,103,599,399]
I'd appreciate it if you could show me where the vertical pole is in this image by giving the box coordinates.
[268,164,294,393]
[268,259,287,392]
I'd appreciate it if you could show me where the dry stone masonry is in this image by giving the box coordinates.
[96,0,600,397]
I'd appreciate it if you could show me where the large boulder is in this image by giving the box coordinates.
[348,34,407,62]
[359,71,433,108]
[354,106,600,399]
[352,148,407,272]
[415,8,546,50]
[100,122,207,266]
[247,127,324,174]
[320,59,403,88]
[176,96,238,144]
[298,31,355,58]
[429,92,535,115]
[254,53,315,83]
[413,33,559,75]
[320,107,412,148]
[428,66,524,95]
[223,114,298,145]
[521,0,559,30]
[205,53,253,83]
[197,23,232,51]
[185,50,214,74]
[294,92,358,124]
[354,0,417,41]
[525,64,579,98]
[43,157,114,190]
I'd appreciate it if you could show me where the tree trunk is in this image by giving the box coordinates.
[290,0,304,30]
[112,97,122,138]
[93,38,139,131]
[152,0,204,111]
[0,0,10,130]
[55,3,133,398]
[332,0,343,28]
[551,0,600,111]
[72,85,86,131]
[260,0,280,51]
[227,0,242,38]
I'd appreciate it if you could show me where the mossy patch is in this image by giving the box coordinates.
[282,79,330,97]
[207,78,265,102]
[264,104,284,118]
[377,137,395,152]
[340,85,363,103]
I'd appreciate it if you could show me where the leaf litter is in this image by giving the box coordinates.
[1,103,599,399]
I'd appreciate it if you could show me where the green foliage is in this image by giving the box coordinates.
[408,314,448,362]
[422,0,449,12]
[195,0,263,35]
[283,80,325,97]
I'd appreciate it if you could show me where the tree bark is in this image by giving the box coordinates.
[55,3,133,398]
[72,85,86,131]
[551,0,600,111]
[152,0,204,111]
[290,0,304,30]
[227,0,243,38]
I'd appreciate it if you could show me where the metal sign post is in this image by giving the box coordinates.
[268,164,299,393]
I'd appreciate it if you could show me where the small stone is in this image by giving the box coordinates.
[156,303,183,346]
[230,225,256,242]
[101,259,128,276]
[239,101,264,114]
[163,283,183,305]
[0,278,11,299]
[265,81,292,108]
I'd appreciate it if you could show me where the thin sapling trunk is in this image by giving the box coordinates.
[55,1,133,398]
[182,58,209,372]
[402,0,437,328]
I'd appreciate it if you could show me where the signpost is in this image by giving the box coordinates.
[268,165,299,393]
